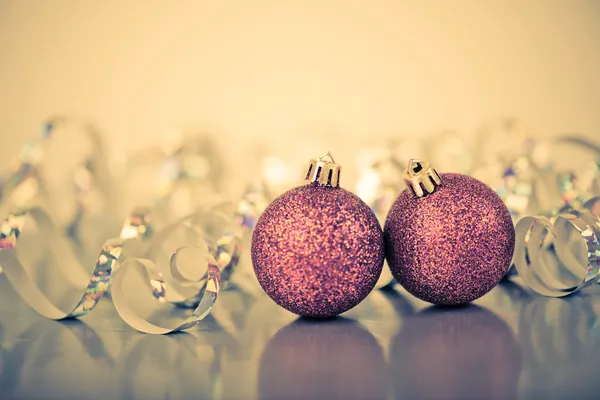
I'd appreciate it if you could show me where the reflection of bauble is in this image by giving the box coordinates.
[259,318,387,399]
[390,305,520,399]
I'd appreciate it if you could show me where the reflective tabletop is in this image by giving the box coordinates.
[1,276,599,400]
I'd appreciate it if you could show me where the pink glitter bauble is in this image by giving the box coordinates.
[251,183,385,318]
[384,173,515,305]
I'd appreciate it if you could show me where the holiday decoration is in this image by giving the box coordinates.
[0,118,142,319]
[251,152,385,318]
[0,206,150,319]
[2,115,600,335]
[513,196,600,297]
[112,242,221,334]
[0,119,233,334]
[384,160,515,305]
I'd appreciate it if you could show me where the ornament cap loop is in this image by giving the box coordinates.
[305,151,341,188]
[403,159,441,197]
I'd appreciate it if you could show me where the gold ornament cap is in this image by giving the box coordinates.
[305,151,341,188]
[403,159,442,197]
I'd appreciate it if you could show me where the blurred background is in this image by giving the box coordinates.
[1,0,599,171]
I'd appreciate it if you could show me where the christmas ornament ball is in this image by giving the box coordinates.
[251,153,385,318]
[384,160,515,305]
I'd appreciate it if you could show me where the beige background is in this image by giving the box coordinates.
[1,0,599,177]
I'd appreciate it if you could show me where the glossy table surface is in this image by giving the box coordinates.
[0,275,599,400]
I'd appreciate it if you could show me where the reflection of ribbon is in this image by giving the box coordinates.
[390,305,520,400]
[519,296,599,364]
[514,198,600,297]
[0,207,150,319]
[116,333,221,399]
[0,319,113,398]
[518,296,600,398]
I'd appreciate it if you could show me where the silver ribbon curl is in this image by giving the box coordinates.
[114,333,220,399]
[0,122,251,334]
[514,199,600,297]
[111,255,220,334]
[109,201,250,333]
[111,222,221,334]
[0,206,150,319]
[121,132,255,296]
[148,208,230,304]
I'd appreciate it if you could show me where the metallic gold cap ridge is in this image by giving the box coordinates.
[305,151,341,188]
[402,159,441,197]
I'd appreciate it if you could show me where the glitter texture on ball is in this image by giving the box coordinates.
[251,154,385,318]
[384,161,515,305]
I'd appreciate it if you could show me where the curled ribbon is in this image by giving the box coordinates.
[111,210,227,334]
[0,206,150,319]
[0,119,269,335]
[514,197,600,297]
[111,254,220,334]
[108,199,254,333]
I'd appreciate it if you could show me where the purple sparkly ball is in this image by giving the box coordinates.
[251,183,385,318]
[384,173,515,305]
